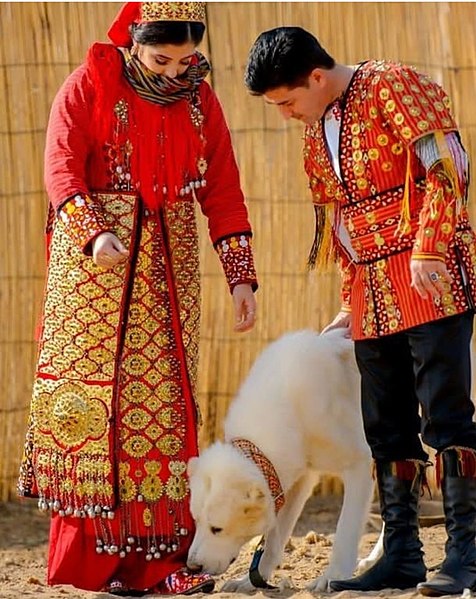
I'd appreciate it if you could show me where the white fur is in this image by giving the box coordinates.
[187,329,377,592]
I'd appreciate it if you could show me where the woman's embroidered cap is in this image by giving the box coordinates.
[108,2,206,47]
[140,2,206,23]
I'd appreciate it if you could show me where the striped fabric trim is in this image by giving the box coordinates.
[123,49,210,106]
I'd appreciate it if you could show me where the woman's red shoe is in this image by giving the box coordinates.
[156,567,215,595]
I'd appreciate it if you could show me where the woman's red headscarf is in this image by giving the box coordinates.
[107,2,207,47]
[108,3,142,47]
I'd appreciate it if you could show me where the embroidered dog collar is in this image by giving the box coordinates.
[231,438,285,514]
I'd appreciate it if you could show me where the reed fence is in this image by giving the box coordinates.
[1,2,476,500]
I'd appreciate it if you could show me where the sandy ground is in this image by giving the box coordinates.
[0,494,453,599]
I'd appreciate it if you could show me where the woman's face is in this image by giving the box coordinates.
[135,42,197,78]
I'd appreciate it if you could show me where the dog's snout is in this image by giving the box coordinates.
[187,563,203,573]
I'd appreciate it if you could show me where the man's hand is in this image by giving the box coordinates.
[321,310,352,336]
[410,258,452,300]
[232,283,256,332]
[92,232,129,268]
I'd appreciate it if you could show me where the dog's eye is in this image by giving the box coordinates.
[210,526,222,535]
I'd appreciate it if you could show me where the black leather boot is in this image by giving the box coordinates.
[418,448,476,597]
[330,459,427,592]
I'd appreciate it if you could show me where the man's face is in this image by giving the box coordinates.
[263,71,329,125]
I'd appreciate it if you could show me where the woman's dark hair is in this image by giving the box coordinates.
[245,27,335,95]
[130,21,205,46]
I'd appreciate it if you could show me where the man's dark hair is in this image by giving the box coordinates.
[130,21,206,46]
[245,27,335,94]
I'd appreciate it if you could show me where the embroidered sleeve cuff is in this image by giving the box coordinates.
[215,233,258,293]
[341,284,352,310]
[58,193,109,255]
[339,259,355,310]
[411,252,446,262]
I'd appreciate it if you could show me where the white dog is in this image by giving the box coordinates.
[187,329,378,592]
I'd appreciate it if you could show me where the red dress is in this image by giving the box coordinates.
[18,43,257,592]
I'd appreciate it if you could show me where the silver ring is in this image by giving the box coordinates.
[429,272,439,282]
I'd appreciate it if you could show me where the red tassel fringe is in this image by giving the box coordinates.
[436,447,476,487]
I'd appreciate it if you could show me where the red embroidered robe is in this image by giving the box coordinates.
[18,43,257,591]
[304,60,476,340]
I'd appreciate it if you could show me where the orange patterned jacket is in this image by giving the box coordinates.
[304,60,476,339]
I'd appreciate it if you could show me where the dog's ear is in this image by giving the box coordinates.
[243,502,266,520]
[246,484,266,502]
[187,456,199,477]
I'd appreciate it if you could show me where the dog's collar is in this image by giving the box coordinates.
[231,438,285,514]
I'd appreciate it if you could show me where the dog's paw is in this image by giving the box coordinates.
[356,555,377,575]
[306,575,331,593]
[221,576,255,593]
[307,566,354,593]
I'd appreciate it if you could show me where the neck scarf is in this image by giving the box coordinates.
[123,49,211,106]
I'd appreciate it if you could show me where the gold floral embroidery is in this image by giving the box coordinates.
[158,381,181,403]
[158,407,181,429]
[166,476,188,501]
[123,436,153,458]
[143,506,153,527]
[139,461,164,502]
[123,408,152,431]
[145,424,163,440]
[20,194,137,511]
[158,434,182,456]
[34,381,108,449]
[119,464,137,503]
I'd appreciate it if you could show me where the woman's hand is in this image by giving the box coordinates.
[92,232,129,268]
[232,283,256,333]
[321,310,352,336]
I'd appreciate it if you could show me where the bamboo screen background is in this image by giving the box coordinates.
[1,2,475,500]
